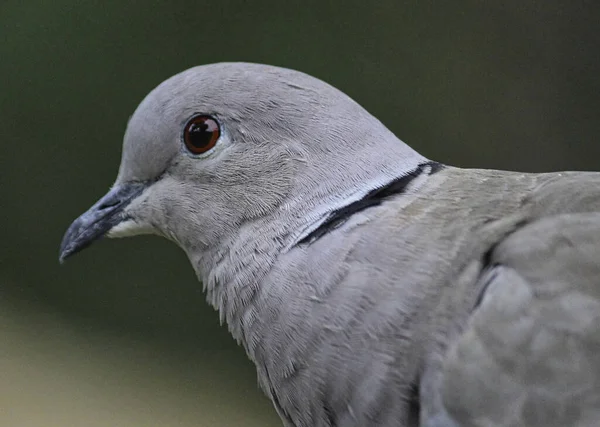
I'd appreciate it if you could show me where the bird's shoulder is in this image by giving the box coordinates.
[419,168,600,427]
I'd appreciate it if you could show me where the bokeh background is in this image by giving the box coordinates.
[2,1,599,426]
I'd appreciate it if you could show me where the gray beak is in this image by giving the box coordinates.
[59,182,148,263]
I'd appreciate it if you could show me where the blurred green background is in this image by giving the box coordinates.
[1,1,599,426]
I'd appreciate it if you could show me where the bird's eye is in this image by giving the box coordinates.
[183,115,220,155]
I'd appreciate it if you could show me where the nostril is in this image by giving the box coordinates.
[98,199,120,210]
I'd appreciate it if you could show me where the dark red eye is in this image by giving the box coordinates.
[183,115,220,155]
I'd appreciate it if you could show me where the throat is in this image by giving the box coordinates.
[297,161,443,245]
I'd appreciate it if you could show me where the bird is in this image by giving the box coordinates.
[59,62,600,427]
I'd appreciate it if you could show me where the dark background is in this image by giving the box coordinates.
[1,1,599,425]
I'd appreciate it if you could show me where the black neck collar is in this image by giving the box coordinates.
[297,161,444,246]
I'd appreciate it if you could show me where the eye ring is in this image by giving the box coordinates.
[183,115,220,155]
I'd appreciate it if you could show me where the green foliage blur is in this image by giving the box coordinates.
[1,1,599,425]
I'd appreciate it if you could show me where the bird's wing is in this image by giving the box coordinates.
[421,173,600,427]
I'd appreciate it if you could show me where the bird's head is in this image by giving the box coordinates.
[59,63,426,276]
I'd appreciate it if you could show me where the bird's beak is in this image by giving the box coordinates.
[59,182,148,263]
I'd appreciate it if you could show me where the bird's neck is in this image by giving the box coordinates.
[190,216,291,344]
[187,158,441,349]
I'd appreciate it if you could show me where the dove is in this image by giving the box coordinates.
[60,62,600,427]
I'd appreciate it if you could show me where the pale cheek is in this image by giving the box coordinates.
[107,218,158,238]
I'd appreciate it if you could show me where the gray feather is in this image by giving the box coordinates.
[60,62,600,427]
